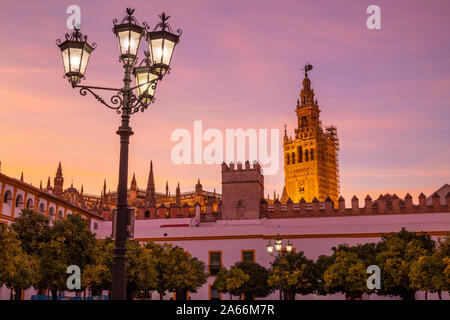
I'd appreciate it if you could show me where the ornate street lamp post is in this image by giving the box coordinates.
[56,8,181,300]
[266,234,292,300]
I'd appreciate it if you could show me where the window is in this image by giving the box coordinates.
[292,152,295,164]
[310,149,314,161]
[94,222,98,230]
[39,203,45,213]
[26,198,33,209]
[58,210,64,219]
[145,210,150,218]
[241,249,255,263]
[286,153,290,165]
[208,251,222,275]
[15,195,23,208]
[209,285,221,300]
[305,149,309,161]
[49,207,55,218]
[298,146,303,162]
[301,116,308,127]
[237,200,243,208]
[3,190,12,204]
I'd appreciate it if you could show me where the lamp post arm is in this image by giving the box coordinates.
[128,78,159,92]
[77,86,123,113]
[74,84,122,91]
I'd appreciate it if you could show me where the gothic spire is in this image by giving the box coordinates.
[130,172,137,190]
[299,64,316,108]
[195,178,202,194]
[56,162,63,177]
[176,182,181,206]
[145,161,156,206]
[165,180,169,197]
[53,162,64,198]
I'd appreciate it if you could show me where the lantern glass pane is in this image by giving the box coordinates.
[129,30,141,56]
[69,48,82,73]
[80,49,90,76]
[62,49,70,74]
[118,30,141,57]
[150,38,175,67]
[136,71,158,98]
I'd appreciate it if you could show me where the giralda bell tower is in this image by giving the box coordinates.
[283,64,340,204]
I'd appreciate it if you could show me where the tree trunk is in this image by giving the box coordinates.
[401,291,416,301]
[15,288,23,300]
[159,290,164,300]
[283,289,295,300]
[126,288,134,300]
[10,289,14,300]
[175,289,187,300]
[229,293,232,300]
[438,290,442,300]
[51,289,58,301]
[425,291,428,300]
[345,291,363,300]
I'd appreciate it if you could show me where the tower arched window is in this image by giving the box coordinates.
[15,194,23,208]
[292,152,296,164]
[310,149,314,161]
[298,146,303,163]
[3,190,12,204]
[305,149,309,162]
[301,116,308,128]
[26,198,34,209]
[286,153,290,165]
[39,202,46,213]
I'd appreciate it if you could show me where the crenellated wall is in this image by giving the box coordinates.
[262,192,450,218]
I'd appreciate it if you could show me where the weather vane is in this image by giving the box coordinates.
[301,63,313,77]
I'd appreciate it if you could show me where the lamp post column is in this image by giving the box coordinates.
[278,253,282,300]
[111,63,134,300]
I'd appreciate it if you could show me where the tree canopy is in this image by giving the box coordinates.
[375,228,436,300]
[213,266,249,300]
[268,251,316,300]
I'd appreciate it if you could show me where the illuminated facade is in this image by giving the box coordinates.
[283,66,339,204]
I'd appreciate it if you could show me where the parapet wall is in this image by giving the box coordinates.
[262,192,450,218]
[221,161,264,186]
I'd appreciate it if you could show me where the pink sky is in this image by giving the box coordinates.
[0,0,449,204]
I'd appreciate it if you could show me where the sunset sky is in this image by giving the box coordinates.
[0,0,448,204]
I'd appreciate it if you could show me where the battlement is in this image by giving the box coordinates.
[221,160,261,173]
[221,161,264,187]
[261,192,450,219]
